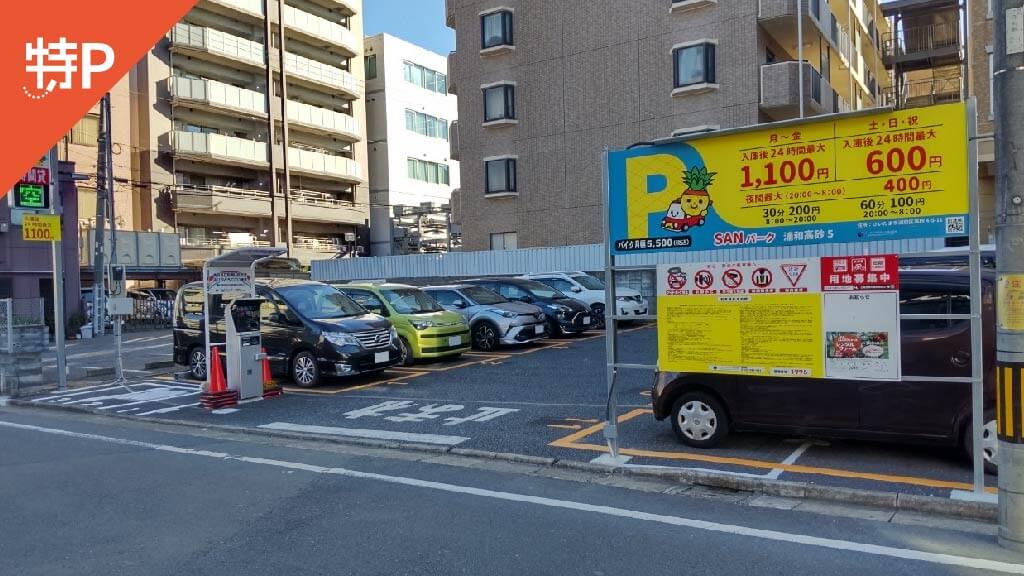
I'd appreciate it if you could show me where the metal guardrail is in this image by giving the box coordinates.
[883,21,960,59]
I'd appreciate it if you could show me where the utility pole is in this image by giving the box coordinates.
[91,93,110,335]
[277,0,294,256]
[996,0,1024,552]
[48,146,67,391]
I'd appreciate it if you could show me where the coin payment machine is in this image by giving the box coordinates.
[225,298,263,401]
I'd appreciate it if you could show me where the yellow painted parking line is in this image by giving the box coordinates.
[565,418,600,423]
[548,424,583,430]
[550,409,997,494]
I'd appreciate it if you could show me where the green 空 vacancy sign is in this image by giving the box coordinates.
[14,183,48,209]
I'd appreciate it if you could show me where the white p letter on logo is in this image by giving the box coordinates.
[81,43,114,89]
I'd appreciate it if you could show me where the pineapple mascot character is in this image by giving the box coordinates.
[661,166,716,232]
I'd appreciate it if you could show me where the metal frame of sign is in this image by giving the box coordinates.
[602,100,986,496]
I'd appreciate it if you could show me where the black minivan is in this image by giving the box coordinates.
[462,277,593,335]
[173,278,399,387]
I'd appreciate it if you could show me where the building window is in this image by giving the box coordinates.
[405,109,449,140]
[365,55,377,80]
[673,42,716,88]
[490,232,518,250]
[481,10,513,49]
[485,158,516,194]
[70,114,99,146]
[483,84,515,122]
[403,61,447,94]
[407,158,451,185]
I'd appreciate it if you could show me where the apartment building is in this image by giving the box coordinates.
[881,0,994,242]
[130,0,369,265]
[364,33,460,256]
[445,0,888,251]
[966,0,996,240]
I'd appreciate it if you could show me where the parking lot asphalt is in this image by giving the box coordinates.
[24,324,995,500]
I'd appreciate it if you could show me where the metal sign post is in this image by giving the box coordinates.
[48,146,67,391]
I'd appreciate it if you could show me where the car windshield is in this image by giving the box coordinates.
[572,274,606,290]
[462,286,507,305]
[517,279,568,300]
[277,284,365,319]
[382,288,444,314]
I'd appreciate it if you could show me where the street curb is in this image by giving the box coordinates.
[7,398,996,522]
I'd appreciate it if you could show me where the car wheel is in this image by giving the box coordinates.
[965,409,998,475]
[291,351,320,388]
[591,304,606,330]
[397,337,415,366]
[189,347,207,381]
[671,391,729,448]
[472,322,499,351]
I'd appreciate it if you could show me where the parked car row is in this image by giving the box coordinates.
[173,271,633,387]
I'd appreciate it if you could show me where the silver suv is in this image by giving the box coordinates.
[424,284,548,351]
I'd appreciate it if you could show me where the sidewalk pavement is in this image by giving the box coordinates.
[42,329,175,381]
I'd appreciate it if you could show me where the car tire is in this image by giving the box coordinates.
[670,391,729,448]
[964,409,998,475]
[188,346,207,381]
[472,321,499,352]
[397,337,415,367]
[291,351,320,388]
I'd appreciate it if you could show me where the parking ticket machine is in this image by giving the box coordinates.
[225,298,263,400]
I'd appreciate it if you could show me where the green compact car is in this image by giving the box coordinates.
[334,282,471,366]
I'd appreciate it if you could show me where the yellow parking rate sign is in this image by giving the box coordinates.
[22,214,61,242]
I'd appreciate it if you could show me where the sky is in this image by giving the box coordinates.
[363,0,455,55]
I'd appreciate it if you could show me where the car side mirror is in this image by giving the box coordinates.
[571,286,583,293]
[452,299,467,309]
[519,295,534,303]
[268,312,287,325]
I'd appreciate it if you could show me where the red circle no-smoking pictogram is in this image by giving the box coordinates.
[722,268,743,289]
[694,269,714,290]
[751,267,773,288]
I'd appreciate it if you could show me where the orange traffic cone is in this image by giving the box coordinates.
[261,347,283,398]
[209,346,226,393]
[200,346,238,409]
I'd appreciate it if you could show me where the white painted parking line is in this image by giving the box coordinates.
[1,419,1020,575]
[258,422,469,446]
[33,385,130,402]
[136,403,200,416]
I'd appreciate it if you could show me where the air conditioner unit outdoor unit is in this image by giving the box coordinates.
[344,232,356,242]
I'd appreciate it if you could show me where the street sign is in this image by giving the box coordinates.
[21,166,49,186]
[607,102,970,254]
[21,213,61,241]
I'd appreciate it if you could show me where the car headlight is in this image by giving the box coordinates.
[488,308,516,319]
[616,296,630,302]
[389,325,398,340]
[324,332,360,347]
[411,320,434,330]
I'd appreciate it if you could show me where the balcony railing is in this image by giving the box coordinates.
[449,120,460,161]
[445,0,455,27]
[172,185,272,216]
[282,5,358,53]
[286,100,360,139]
[288,147,361,180]
[880,77,963,109]
[168,77,267,116]
[883,20,960,59]
[202,0,264,17]
[760,61,836,117]
[284,52,359,95]
[162,131,269,166]
[170,23,264,68]
[446,51,457,94]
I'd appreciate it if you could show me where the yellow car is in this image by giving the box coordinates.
[334,282,471,366]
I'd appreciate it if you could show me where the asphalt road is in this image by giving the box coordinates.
[26,325,993,498]
[0,408,1019,576]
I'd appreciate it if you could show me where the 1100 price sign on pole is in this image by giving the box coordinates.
[22,214,61,242]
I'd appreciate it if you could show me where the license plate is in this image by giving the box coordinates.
[449,335,462,346]
[375,351,390,364]
[583,316,591,325]
[534,324,544,335]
